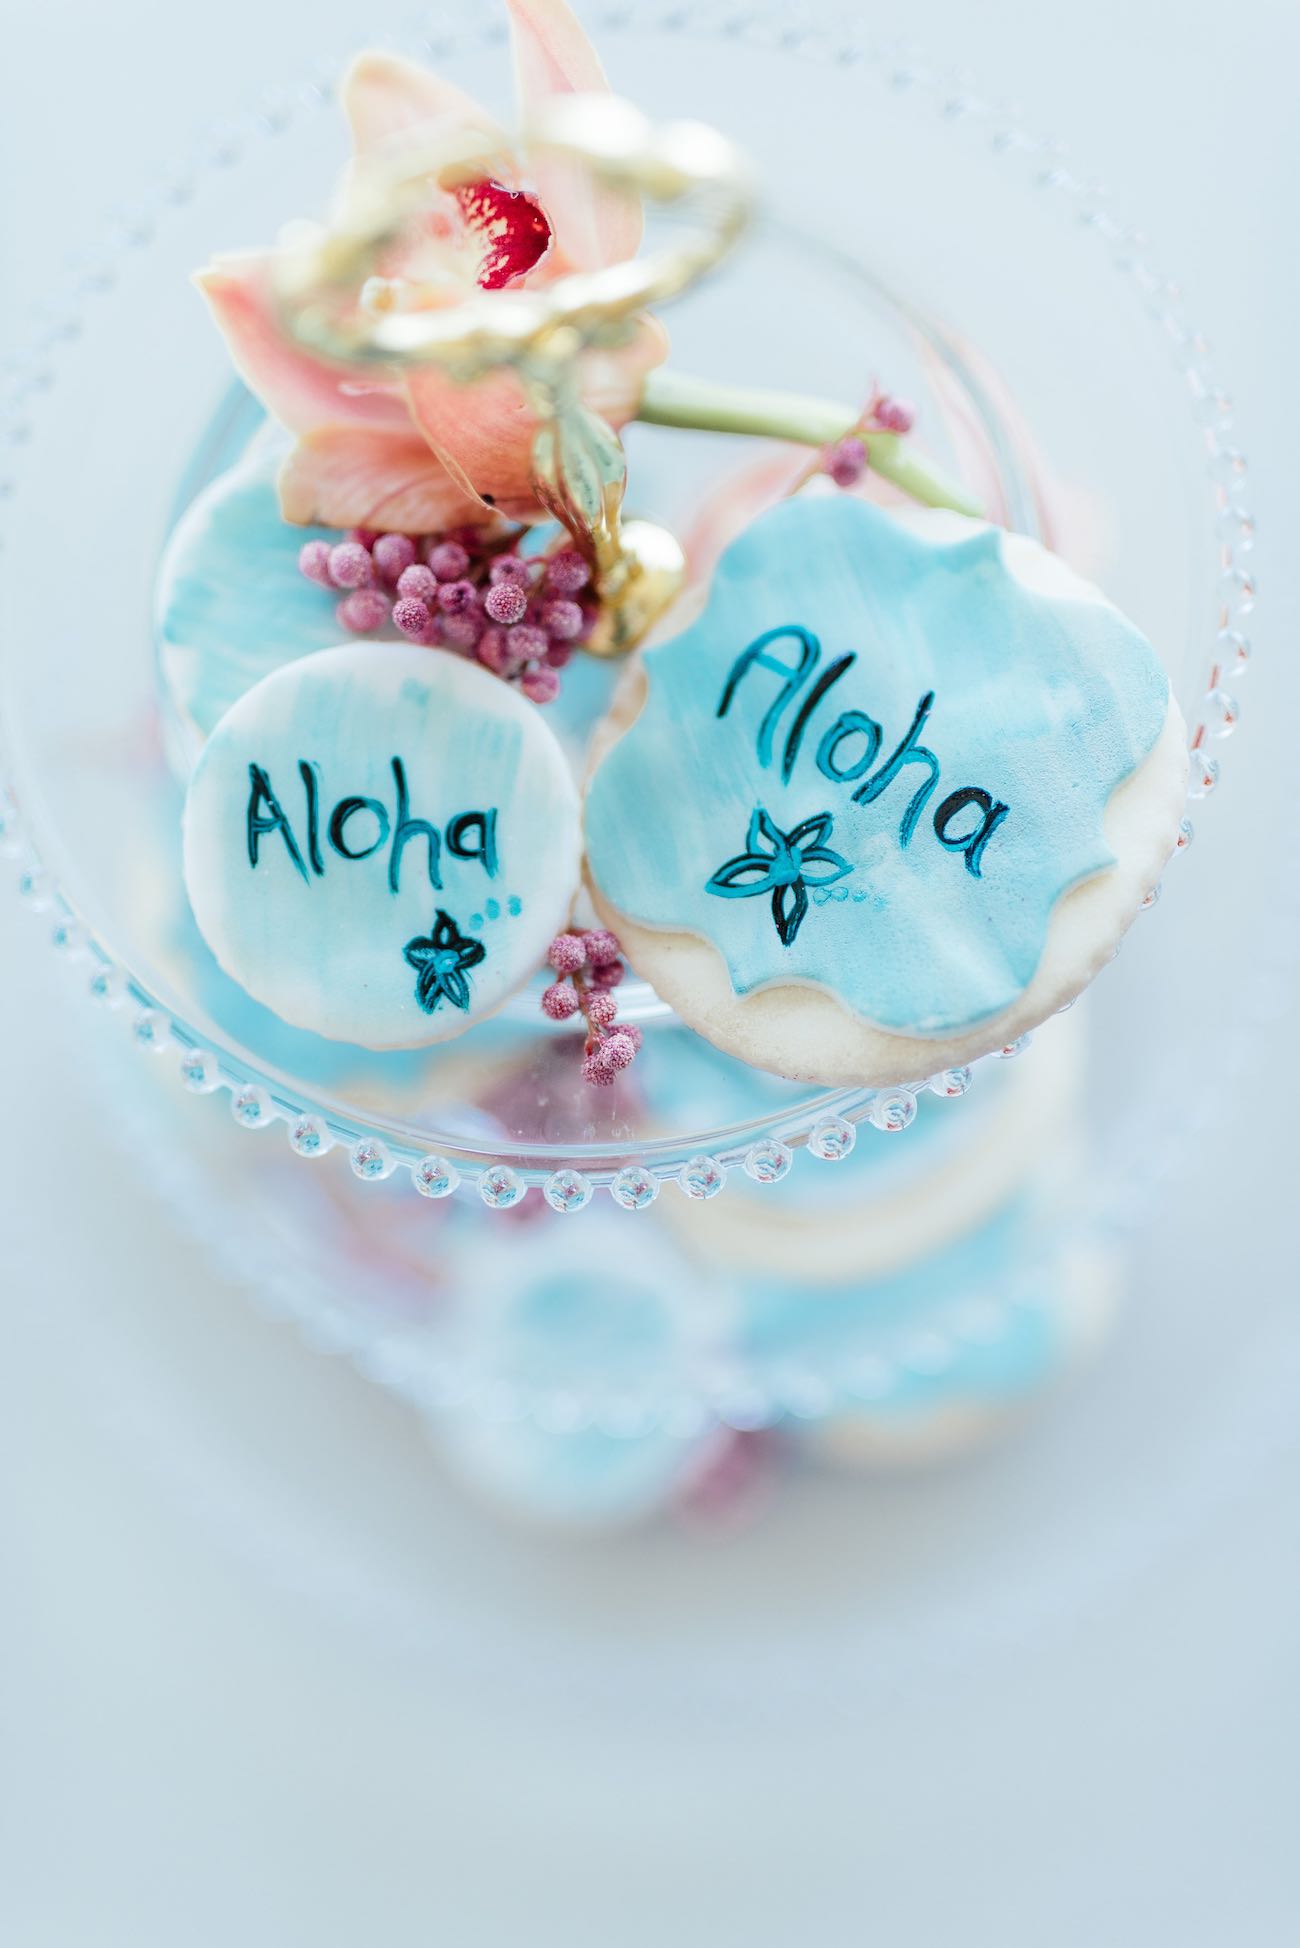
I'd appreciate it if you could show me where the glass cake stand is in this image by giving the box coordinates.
[1,1,1288,1703]
[0,3,1254,1227]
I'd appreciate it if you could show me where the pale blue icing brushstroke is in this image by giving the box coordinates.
[156,447,345,744]
[585,496,1170,1036]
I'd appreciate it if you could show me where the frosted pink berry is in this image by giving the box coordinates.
[585,990,618,1028]
[328,540,373,588]
[372,533,417,584]
[581,1045,617,1086]
[825,438,867,488]
[541,597,583,641]
[521,665,560,704]
[603,1030,637,1072]
[336,588,389,633]
[592,959,625,989]
[488,553,532,586]
[393,596,433,640]
[346,527,379,549]
[298,540,334,586]
[440,611,482,650]
[873,394,916,435]
[476,627,519,676]
[544,643,574,670]
[484,580,528,626]
[582,928,622,967]
[620,1023,643,1053]
[545,549,590,595]
[541,981,580,1021]
[547,933,587,976]
[437,578,478,616]
[396,563,438,605]
[427,539,470,581]
[508,624,549,663]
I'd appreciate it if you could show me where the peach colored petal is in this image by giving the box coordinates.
[404,312,667,518]
[681,446,811,585]
[278,425,487,532]
[402,367,542,520]
[341,49,502,156]
[506,0,642,271]
[196,255,409,436]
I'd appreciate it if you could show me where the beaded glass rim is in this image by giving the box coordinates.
[0,2,1250,1214]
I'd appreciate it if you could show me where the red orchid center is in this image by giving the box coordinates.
[453,179,552,291]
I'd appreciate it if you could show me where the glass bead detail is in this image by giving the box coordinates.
[1188,752,1220,799]
[1202,688,1239,738]
[179,1047,220,1094]
[231,1083,271,1128]
[929,1066,973,1097]
[18,867,52,910]
[413,1154,459,1199]
[808,1116,855,1161]
[543,1167,593,1214]
[289,1114,331,1158]
[680,1154,726,1199]
[610,1164,658,1210]
[88,965,126,1007]
[132,1008,170,1054]
[479,1164,524,1209]
[870,1089,917,1133]
[743,1138,792,1184]
[350,1137,392,1180]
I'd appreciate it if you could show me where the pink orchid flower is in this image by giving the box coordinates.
[196,0,667,534]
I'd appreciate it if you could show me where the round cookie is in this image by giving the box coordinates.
[799,1232,1121,1469]
[654,1005,1086,1284]
[183,643,581,1048]
[584,497,1188,1086]
[423,1214,731,1531]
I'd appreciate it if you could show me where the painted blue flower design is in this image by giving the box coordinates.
[403,909,486,1013]
[706,807,852,947]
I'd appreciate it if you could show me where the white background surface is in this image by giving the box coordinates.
[2,2,1299,1943]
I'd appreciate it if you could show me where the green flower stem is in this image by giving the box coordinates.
[636,368,984,518]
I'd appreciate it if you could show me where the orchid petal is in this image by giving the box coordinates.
[342,49,503,157]
[403,311,665,520]
[506,0,643,269]
[278,424,486,532]
[453,178,553,289]
[196,255,409,437]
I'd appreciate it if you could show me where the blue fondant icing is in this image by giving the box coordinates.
[434,1239,718,1525]
[156,448,348,745]
[586,498,1170,1035]
[740,1198,1063,1413]
[183,644,580,1048]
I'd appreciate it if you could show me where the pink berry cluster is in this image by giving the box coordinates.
[540,928,642,1086]
[298,525,597,705]
[822,391,917,490]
